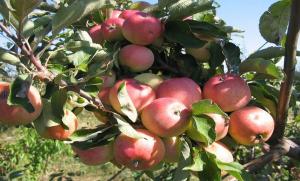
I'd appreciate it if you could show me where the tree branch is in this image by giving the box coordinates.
[270,0,300,143]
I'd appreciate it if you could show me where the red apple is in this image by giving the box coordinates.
[101,18,125,41]
[229,106,275,145]
[89,25,104,44]
[101,71,116,88]
[119,44,154,72]
[72,143,113,165]
[141,98,191,137]
[156,77,202,108]
[118,10,140,19]
[110,10,122,18]
[203,74,251,112]
[109,79,156,113]
[163,137,182,163]
[0,82,42,125]
[113,129,165,170]
[98,87,111,105]
[122,12,162,45]
[204,142,234,163]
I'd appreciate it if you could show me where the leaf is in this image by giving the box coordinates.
[0,48,21,65]
[221,42,241,71]
[248,46,300,60]
[22,15,52,38]
[64,41,102,52]
[186,115,216,145]
[165,21,207,48]
[158,0,177,8]
[117,82,138,123]
[10,0,42,22]
[216,161,245,181]
[207,42,225,69]
[192,99,228,118]
[51,89,68,118]
[183,148,204,172]
[168,0,214,20]
[197,151,221,181]
[239,58,283,79]
[68,47,97,72]
[52,0,115,34]
[259,0,291,44]
[7,75,34,113]
[185,20,228,39]
[0,0,19,27]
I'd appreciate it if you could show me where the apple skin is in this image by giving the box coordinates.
[134,73,163,89]
[113,129,165,170]
[187,113,229,142]
[101,71,116,88]
[186,46,210,63]
[204,142,234,163]
[163,137,182,163]
[122,12,162,45]
[130,1,151,10]
[156,77,202,108]
[141,98,191,137]
[0,82,43,125]
[118,10,140,19]
[229,106,275,146]
[101,18,125,41]
[72,143,113,165]
[109,79,156,113]
[119,44,154,72]
[110,10,122,18]
[203,74,251,112]
[89,25,104,44]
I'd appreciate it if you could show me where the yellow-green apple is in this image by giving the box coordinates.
[229,106,275,145]
[119,44,154,72]
[72,143,113,165]
[134,73,163,89]
[89,25,104,44]
[141,98,191,137]
[101,18,125,41]
[122,12,162,45]
[163,137,182,163]
[130,1,151,10]
[109,79,156,113]
[203,74,251,112]
[204,142,234,163]
[0,82,42,125]
[118,10,139,19]
[113,129,165,170]
[156,77,202,108]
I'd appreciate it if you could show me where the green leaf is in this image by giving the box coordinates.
[68,47,97,72]
[192,99,228,118]
[51,89,68,118]
[0,0,19,27]
[239,58,283,79]
[165,21,207,48]
[117,82,138,123]
[248,46,300,60]
[64,40,102,52]
[222,42,241,71]
[158,0,177,8]
[186,115,216,145]
[8,75,34,113]
[197,151,221,181]
[259,0,291,44]
[168,0,214,20]
[185,20,228,39]
[183,148,204,172]
[208,42,225,69]
[52,0,115,34]
[0,48,21,65]
[216,161,246,181]
[22,15,52,38]
[10,0,42,22]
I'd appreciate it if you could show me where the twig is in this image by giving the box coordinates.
[107,167,126,181]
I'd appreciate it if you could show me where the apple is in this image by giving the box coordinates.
[113,129,165,170]
[187,113,229,142]
[203,74,251,112]
[101,18,125,41]
[163,137,182,163]
[141,98,191,137]
[229,106,275,145]
[0,82,42,125]
[119,44,154,72]
[110,10,122,18]
[109,79,156,113]
[101,71,116,88]
[130,1,151,10]
[72,143,113,165]
[118,10,140,19]
[204,142,234,163]
[156,77,202,108]
[186,46,210,63]
[122,12,162,45]
[134,73,163,89]
[89,25,104,44]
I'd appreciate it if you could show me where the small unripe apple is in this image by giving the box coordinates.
[113,129,165,170]
[229,106,275,145]
[89,25,104,44]
[141,98,191,137]
[163,137,182,163]
[0,82,42,125]
[204,142,234,163]
[134,73,163,89]
[118,10,140,19]
[101,18,125,41]
[203,74,251,112]
[122,12,162,45]
[119,44,154,72]
[156,77,202,108]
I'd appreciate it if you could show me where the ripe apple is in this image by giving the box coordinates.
[122,12,162,45]
[119,44,154,72]
[229,106,275,145]
[203,74,251,112]
[186,46,210,63]
[204,142,234,163]
[163,137,182,163]
[89,25,104,44]
[113,129,165,170]
[130,1,151,10]
[0,82,42,125]
[118,10,139,19]
[156,77,202,108]
[72,143,113,165]
[110,10,122,18]
[101,18,125,41]
[141,98,191,137]
[101,71,116,88]
[187,113,229,142]
[109,79,156,113]
[98,87,111,105]
[134,73,163,89]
